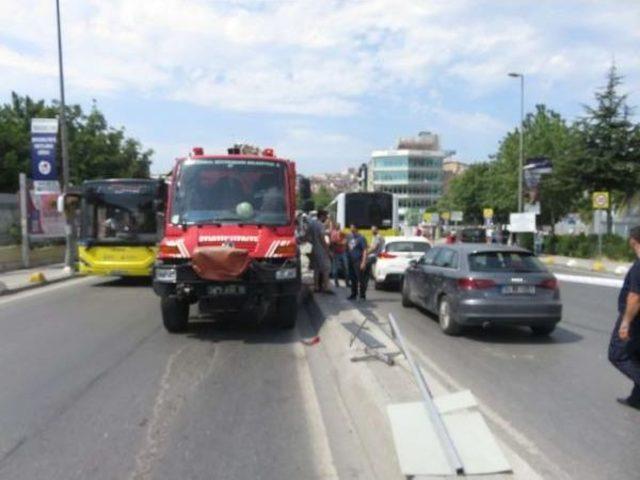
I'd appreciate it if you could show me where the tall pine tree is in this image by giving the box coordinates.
[573,64,640,233]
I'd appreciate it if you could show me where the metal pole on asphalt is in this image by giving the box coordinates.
[508,72,524,213]
[387,313,464,474]
[56,0,74,270]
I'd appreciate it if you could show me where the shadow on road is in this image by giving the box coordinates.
[90,277,152,288]
[184,313,298,345]
[462,324,583,345]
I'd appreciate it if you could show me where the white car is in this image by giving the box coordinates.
[373,236,431,289]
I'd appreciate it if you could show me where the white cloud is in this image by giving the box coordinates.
[1,0,638,116]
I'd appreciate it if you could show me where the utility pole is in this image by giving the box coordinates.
[56,0,74,270]
[508,72,525,212]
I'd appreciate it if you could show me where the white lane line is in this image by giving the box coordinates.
[555,273,623,288]
[292,341,339,479]
[0,276,99,307]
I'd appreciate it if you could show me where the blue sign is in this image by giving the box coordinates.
[31,118,59,181]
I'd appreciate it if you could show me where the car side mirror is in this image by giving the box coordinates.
[409,259,418,268]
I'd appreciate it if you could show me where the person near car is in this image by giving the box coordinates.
[330,222,349,288]
[346,224,368,300]
[364,226,385,287]
[307,209,333,294]
[609,226,640,410]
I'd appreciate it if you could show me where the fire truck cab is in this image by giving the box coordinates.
[152,146,300,332]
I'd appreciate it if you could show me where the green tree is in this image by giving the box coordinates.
[312,185,334,210]
[0,92,152,192]
[570,64,640,233]
[492,104,579,229]
[440,105,578,227]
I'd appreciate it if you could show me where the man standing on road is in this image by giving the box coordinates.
[346,224,367,300]
[330,222,349,288]
[364,226,385,290]
[609,226,640,411]
[308,210,333,294]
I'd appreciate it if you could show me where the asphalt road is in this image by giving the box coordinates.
[0,277,340,480]
[357,277,640,480]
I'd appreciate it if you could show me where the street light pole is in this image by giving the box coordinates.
[56,0,74,270]
[508,72,525,213]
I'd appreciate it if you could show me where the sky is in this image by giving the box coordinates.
[1,0,639,175]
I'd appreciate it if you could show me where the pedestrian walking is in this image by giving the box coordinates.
[308,209,333,294]
[346,224,368,300]
[608,226,640,411]
[330,222,349,288]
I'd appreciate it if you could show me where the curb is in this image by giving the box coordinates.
[542,255,629,276]
[0,273,78,297]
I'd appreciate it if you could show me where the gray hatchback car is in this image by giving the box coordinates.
[402,244,562,336]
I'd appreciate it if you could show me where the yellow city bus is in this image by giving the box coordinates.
[327,192,399,241]
[77,179,165,277]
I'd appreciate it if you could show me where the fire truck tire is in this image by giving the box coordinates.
[276,295,297,329]
[161,296,190,333]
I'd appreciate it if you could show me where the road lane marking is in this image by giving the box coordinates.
[0,276,99,307]
[555,273,623,288]
[292,341,339,479]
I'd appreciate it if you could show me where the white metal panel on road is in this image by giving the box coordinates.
[387,402,455,476]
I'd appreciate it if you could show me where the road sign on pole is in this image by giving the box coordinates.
[483,208,493,219]
[592,192,609,210]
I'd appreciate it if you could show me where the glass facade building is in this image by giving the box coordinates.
[369,132,451,214]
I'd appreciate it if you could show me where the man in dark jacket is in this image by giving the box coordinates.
[609,226,640,410]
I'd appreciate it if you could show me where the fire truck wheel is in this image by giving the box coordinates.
[161,296,190,333]
[276,295,297,329]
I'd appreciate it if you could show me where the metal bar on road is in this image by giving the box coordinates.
[387,313,464,475]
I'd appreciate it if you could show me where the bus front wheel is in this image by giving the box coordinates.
[161,296,190,333]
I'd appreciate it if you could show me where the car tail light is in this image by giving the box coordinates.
[538,278,558,289]
[159,244,181,257]
[378,251,397,259]
[457,277,495,290]
[274,243,297,257]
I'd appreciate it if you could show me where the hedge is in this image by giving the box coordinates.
[542,234,634,261]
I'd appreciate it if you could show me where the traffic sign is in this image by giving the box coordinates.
[592,191,609,210]
[483,208,494,219]
[451,211,463,222]
[441,211,451,221]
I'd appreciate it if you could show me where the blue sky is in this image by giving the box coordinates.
[1,0,638,175]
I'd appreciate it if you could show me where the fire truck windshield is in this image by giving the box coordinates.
[172,159,289,226]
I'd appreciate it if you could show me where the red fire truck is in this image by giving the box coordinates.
[152,145,300,332]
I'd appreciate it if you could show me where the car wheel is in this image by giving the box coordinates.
[438,296,462,336]
[401,280,413,308]
[161,296,190,333]
[374,281,383,290]
[530,324,556,336]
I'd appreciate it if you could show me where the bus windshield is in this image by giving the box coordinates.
[345,192,393,229]
[82,181,160,244]
[171,159,289,226]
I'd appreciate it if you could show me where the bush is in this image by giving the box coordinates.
[542,233,634,261]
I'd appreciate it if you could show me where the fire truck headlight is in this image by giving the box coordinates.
[275,268,297,281]
[155,267,177,283]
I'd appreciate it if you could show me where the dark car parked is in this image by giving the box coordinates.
[401,244,562,336]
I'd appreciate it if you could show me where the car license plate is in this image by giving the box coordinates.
[207,285,246,296]
[502,285,535,295]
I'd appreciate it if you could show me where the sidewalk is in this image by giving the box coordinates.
[0,263,76,295]
[540,254,631,276]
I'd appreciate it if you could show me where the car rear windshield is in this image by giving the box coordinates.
[386,241,431,253]
[468,251,547,273]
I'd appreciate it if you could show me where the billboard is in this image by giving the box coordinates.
[523,157,552,213]
[27,181,65,238]
[31,118,59,181]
